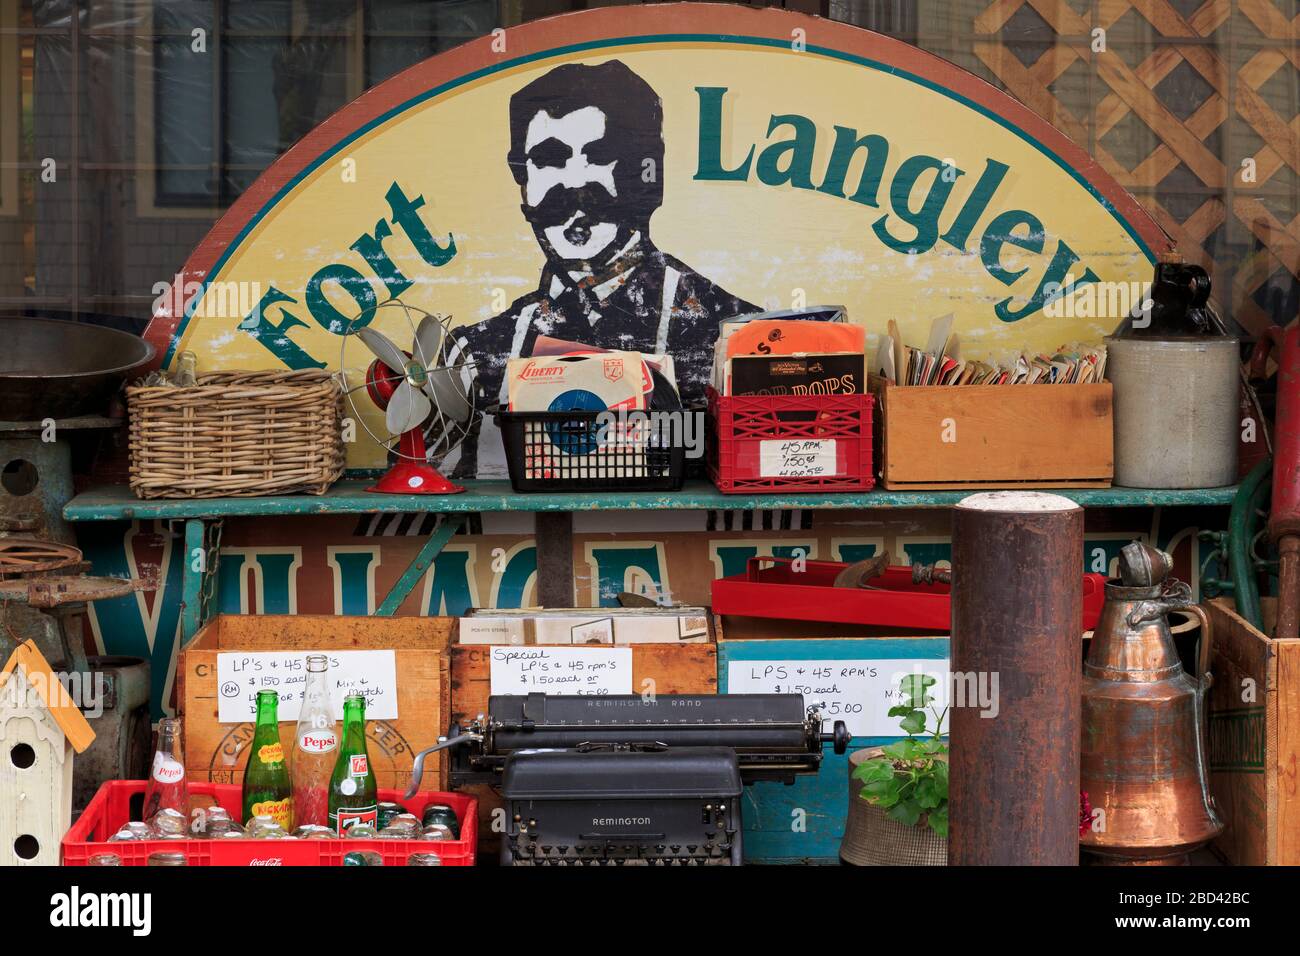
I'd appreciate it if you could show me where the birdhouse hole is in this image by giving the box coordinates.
[9,743,35,769]
[1,459,38,497]
[13,835,39,860]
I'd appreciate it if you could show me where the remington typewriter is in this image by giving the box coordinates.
[405,693,847,866]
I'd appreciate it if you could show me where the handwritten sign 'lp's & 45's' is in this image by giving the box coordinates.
[217,650,398,723]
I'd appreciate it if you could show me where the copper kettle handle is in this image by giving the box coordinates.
[1182,603,1214,687]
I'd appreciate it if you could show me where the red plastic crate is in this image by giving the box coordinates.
[707,388,874,493]
[713,556,1108,632]
[63,781,477,866]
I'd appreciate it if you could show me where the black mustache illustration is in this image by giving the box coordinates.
[523,182,621,230]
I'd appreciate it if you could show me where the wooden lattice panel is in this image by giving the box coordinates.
[970,0,1299,335]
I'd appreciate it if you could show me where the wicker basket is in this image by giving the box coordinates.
[840,747,948,866]
[128,370,345,499]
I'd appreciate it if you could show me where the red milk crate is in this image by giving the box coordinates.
[707,387,874,493]
[63,781,477,867]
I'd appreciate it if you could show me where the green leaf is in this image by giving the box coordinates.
[899,673,936,709]
[898,710,927,735]
[860,776,902,808]
[853,760,897,785]
[927,805,949,838]
[887,798,923,827]
[883,738,927,762]
[887,704,915,718]
[914,775,944,809]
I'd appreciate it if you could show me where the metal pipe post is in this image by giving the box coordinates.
[949,491,1084,865]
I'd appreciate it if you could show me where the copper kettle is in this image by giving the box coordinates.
[1080,542,1222,864]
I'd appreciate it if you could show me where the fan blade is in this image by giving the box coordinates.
[386,381,432,436]
[424,366,473,425]
[357,327,410,376]
[413,314,445,369]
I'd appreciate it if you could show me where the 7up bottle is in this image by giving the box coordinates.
[241,690,293,828]
[328,693,378,835]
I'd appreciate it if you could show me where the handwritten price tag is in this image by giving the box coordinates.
[216,650,398,723]
[726,658,949,738]
[489,646,632,696]
[759,439,837,478]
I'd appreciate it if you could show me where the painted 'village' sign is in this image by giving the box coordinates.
[144,3,1170,476]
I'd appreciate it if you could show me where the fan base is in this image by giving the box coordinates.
[366,460,465,495]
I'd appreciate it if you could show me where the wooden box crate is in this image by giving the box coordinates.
[177,615,452,793]
[1205,598,1300,866]
[717,616,949,864]
[872,379,1113,490]
[450,641,719,857]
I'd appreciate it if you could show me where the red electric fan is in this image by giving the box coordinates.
[341,301,478,495]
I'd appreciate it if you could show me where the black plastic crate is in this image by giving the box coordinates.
[495,407,687,493]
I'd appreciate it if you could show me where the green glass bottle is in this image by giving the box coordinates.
[241,690,293,829]
[328,693,378,835]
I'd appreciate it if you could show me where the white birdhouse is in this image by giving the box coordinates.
[0,640,95,866]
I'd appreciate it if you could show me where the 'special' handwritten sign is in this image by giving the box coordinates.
[489,645,632,696]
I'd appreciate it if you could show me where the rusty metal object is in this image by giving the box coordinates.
[911,562,951,586]
[1252,324,1300,639]
[949,491,1083,866]
[833,551,891,589]
[0,574,150,608]
[1080,544,1222,864]
[1277,537,1300,643]
[0,538,83,578]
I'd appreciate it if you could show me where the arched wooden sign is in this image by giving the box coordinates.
[145,3,1171,475]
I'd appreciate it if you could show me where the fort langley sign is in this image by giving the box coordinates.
[144,3,1170,475]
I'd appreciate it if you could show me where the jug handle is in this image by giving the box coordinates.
[1182,603,1214,688]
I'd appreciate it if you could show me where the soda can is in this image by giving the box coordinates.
[147,851,188,866]
[376,802,404,829]
[421,823,453,841]
[421,804,460,838]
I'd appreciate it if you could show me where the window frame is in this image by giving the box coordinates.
[0,2,20,219]
[134,0,367,218]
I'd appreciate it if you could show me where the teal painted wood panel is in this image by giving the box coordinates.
[720,636,950,864]
[63,479,1239,522]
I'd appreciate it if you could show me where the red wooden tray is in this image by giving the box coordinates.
[712,557,1107,632]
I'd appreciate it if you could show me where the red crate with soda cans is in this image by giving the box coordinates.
[62,781,476,866]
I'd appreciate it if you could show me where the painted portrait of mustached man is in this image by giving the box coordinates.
[442,59,756,479]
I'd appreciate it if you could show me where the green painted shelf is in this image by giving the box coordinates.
[63,479,1240,521]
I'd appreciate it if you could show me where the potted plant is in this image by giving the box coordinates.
[840,673,948,865]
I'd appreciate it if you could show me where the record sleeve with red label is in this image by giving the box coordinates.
[506,352,648,413]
